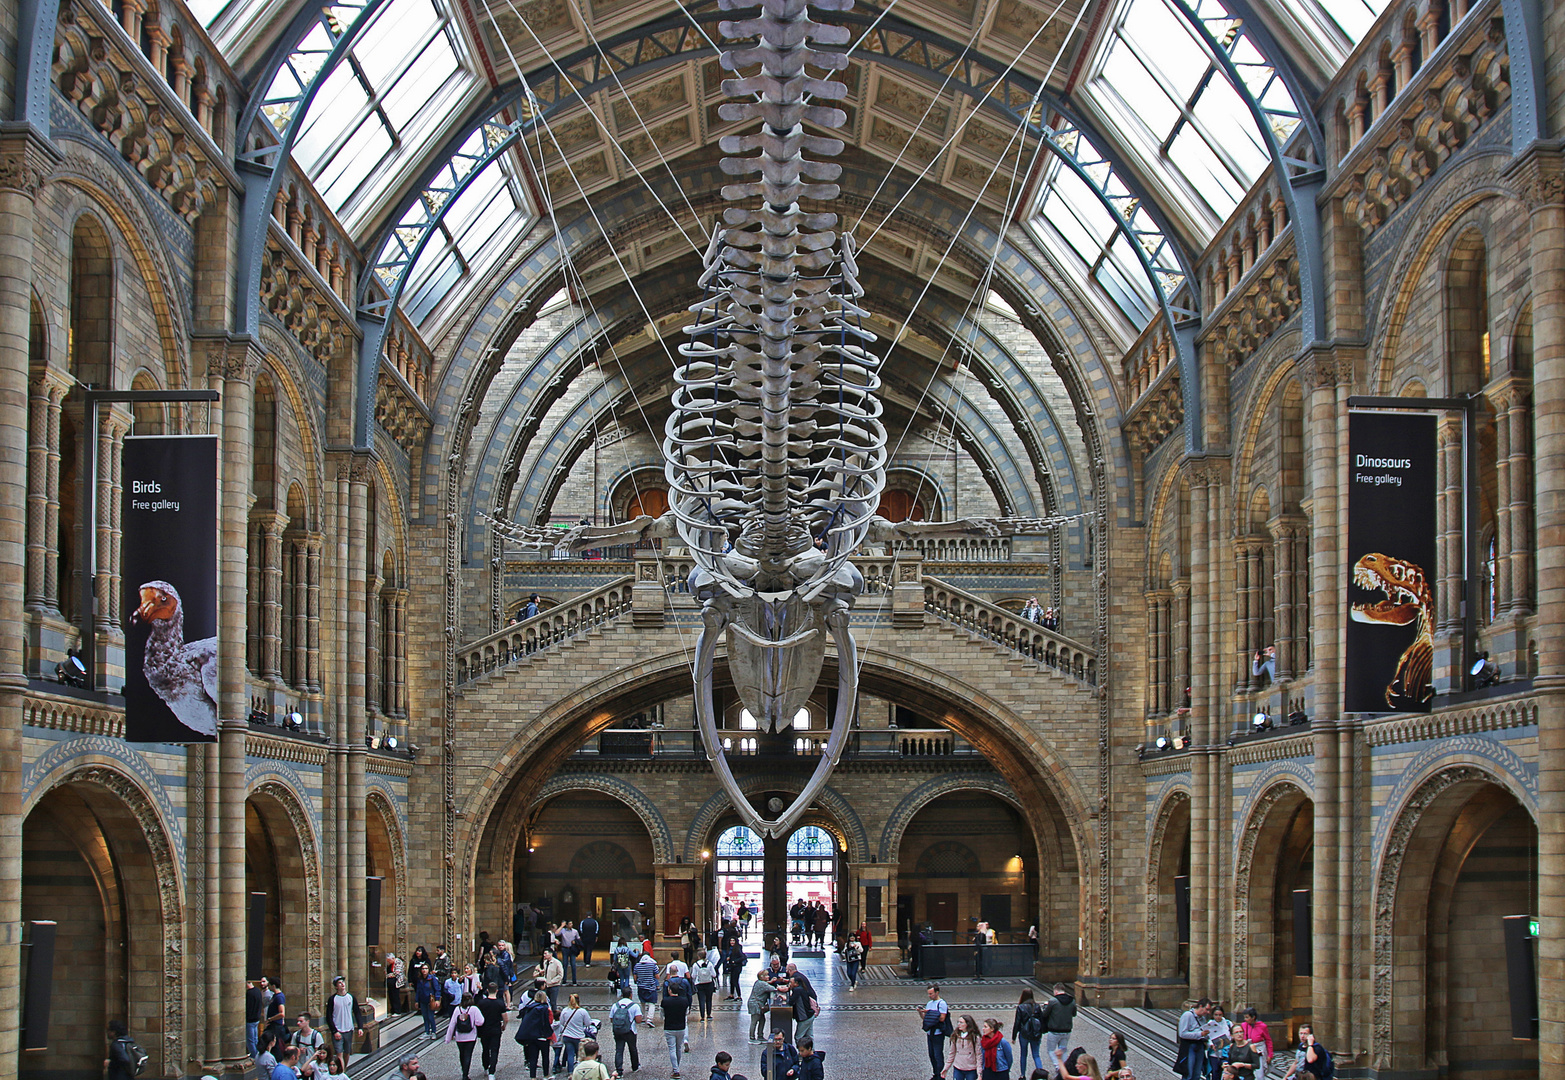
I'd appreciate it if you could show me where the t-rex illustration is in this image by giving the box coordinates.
[1349,551,1434,708]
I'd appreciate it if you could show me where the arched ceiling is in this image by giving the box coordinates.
[192,0,1387,526]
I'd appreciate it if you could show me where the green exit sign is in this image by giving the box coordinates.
[1530,919,1540,938]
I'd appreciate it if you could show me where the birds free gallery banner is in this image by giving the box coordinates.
[121,434,219,742]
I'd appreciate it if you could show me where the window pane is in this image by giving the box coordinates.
[1120,0,1207,100]
[380,33,462,130]
[1190,75,1268,178]
[356,0,441,86]
[1098,39,1180,135]
[1315,0,1387,42]
[291,64,371,168]
[1167,125,1242,217]
[318,119,395,207]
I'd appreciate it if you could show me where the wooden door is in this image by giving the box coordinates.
[666,880,694,935]
[927,893,957,932]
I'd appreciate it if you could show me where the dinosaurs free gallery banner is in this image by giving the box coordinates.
[121,434,218,742]
[1345,411,1437,713]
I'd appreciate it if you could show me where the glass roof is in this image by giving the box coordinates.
[1081,0,1276,227]
[186,0,1362,354]
[251,0,488,235]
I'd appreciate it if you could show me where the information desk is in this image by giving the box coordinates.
[918,943,1035,979]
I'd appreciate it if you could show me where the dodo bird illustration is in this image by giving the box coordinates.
[133,579,218,737]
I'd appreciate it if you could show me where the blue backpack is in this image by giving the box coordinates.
[995,1038,1014,1074]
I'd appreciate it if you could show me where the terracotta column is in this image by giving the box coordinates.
[216,341,261,1072]
[346,462,370,998]
[1186,473,1211,992]
[0,124,58,1080]
[1303,346,1344,1040]
[1506,145,1565,1078]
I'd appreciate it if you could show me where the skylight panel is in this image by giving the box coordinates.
[380,34,463,129]
[1301,0,1388,44]
[1099,40,1179,135]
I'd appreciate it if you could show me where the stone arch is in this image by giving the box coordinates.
[530,774,675,865]
[367,788,409,961]
[246,776,325,1010]
[877,773,1022,862]
[1231,773,1314,1015]
[1368,155,1518,394]
[51,141,190,387]
[26,762,186,1074]
[1443,224,1490,395]
[1145,787,1191,984]
[1371,762,1539,1071]
[458,639,1096,958]
[257,328,327,525]
[686,777,868,865]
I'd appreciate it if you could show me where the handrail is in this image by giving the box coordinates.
[923,575,1097,685]
[457,576,635,684]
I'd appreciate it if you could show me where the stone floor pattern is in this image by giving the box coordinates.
[381,956,1177,1080]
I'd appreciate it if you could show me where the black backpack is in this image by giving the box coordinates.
[456,1008,473,1035]
[116,1037,150,1077]
[1022,1004,1044,1041]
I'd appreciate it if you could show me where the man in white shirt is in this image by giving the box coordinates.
[324,977,362,1060]
[606,989,650,1077]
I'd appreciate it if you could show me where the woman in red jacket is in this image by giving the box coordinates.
[856,922,873,956]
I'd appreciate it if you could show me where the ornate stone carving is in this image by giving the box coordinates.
[0,124,62,194]
[1504,145,1564,210]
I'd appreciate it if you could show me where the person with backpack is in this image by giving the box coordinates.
[633,950,661,1020]
[1011,989,1044,1075]
[513,990,556,1080]
[106,1021,147,1080]
[979,1019,1012,1080]
[444,992,486,1080]
[607,987,647,1077]
[840,935,863,991]
[1281,1026,1332,1080]
[1040,983,1076,1065]
[758,1031,798,1080]
[691,953,717,1021]
[918,984,953,1080]
[787,974,818,1043]
[475,982,509,1080]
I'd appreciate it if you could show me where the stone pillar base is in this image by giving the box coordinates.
[633,557,665,627]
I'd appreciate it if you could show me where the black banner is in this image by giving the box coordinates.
[1345,411,1437,713]
[121,435,218,742]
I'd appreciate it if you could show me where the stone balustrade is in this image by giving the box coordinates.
[457,576,635,683]
[923,577,1096,683]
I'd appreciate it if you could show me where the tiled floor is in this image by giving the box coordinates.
[381,956,1174,1080]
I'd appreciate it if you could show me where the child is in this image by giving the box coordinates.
[711,1051,733,1080]
[570,1039,611,1080]
[793,1036,824,1080]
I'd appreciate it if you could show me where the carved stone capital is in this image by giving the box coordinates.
[1503,140,1565,210]
[0,123,62,195]
[196,333,264,383]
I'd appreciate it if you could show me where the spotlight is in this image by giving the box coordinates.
[701,850,711,860]
[248,704,269,724]
[1170,734,1187,750]
[1155,736,1170,751]
[284,710,304,730]
[385,736,399,750]
[1287,705,1308,726]
[56,650,87,688]
[1471,653,1502,688]
[366,733,378,749]
[1251,709,1273,732]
